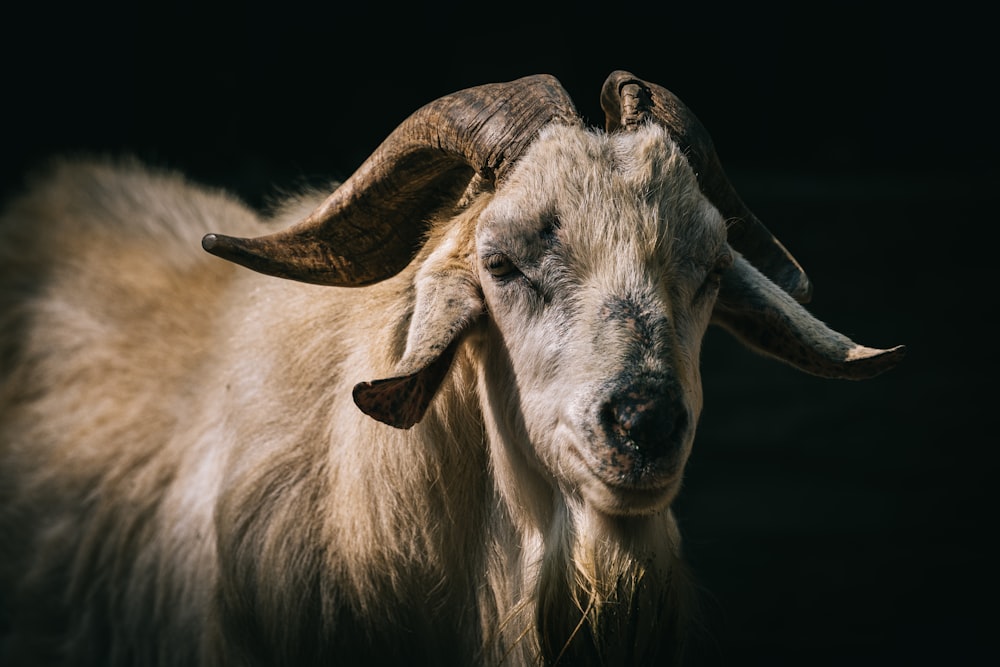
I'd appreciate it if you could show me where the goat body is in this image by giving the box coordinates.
[0,72,903,666]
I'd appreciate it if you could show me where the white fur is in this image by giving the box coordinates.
[1,125,723,665]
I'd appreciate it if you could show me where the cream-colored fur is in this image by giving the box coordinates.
[1,126,725,665]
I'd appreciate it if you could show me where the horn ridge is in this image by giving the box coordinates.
[601,69,813,303]
[204,74,581,287]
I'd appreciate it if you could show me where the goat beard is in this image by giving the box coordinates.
[494,502,695,664]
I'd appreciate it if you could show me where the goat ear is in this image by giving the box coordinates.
[353,248,482,429]
[352,342,461,429]
[712,254,905,379]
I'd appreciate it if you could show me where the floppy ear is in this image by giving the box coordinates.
[712,254,905,379]
[352,233,482,428]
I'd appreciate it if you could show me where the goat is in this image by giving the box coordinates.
[0,70,904,666]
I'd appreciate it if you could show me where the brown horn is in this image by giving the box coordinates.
[600,70,813,303]
[203,75,581,286]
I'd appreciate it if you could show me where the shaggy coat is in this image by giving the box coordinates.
[0,72,903,666]
[1,128,706,665]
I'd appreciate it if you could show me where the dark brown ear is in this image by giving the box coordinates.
[353,343,460,429]
[713,255,905,379]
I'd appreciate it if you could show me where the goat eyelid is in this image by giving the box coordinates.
[483,252,522,281]
[717,250,735,270]
[692,253,731,303]
[709,252,733,283]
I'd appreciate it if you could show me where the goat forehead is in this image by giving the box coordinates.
[482,124,726,263]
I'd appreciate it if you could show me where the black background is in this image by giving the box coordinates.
[3,2,995,665]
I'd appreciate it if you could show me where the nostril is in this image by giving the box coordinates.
[601,388,687,456]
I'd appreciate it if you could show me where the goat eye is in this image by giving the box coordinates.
[706,267,725,288]
[483,253,520,280]
[694,254,732,302]
[695,272,722,301]
[709,253,733,284]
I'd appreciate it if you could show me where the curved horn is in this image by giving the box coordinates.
[600,70,813,303]
[203,75,581,286]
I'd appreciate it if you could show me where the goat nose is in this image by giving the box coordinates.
[600,387,688,456]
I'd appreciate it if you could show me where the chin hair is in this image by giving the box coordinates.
[532,500,697,665]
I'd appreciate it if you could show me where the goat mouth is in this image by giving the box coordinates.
[582,383,691,494]
[577,464,681,517]
[570,438,684,512]
[557,419,687,512]
[590,446,680,491]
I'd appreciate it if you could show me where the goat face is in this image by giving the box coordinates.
[475,123,727,516]
[204,71,904,518]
